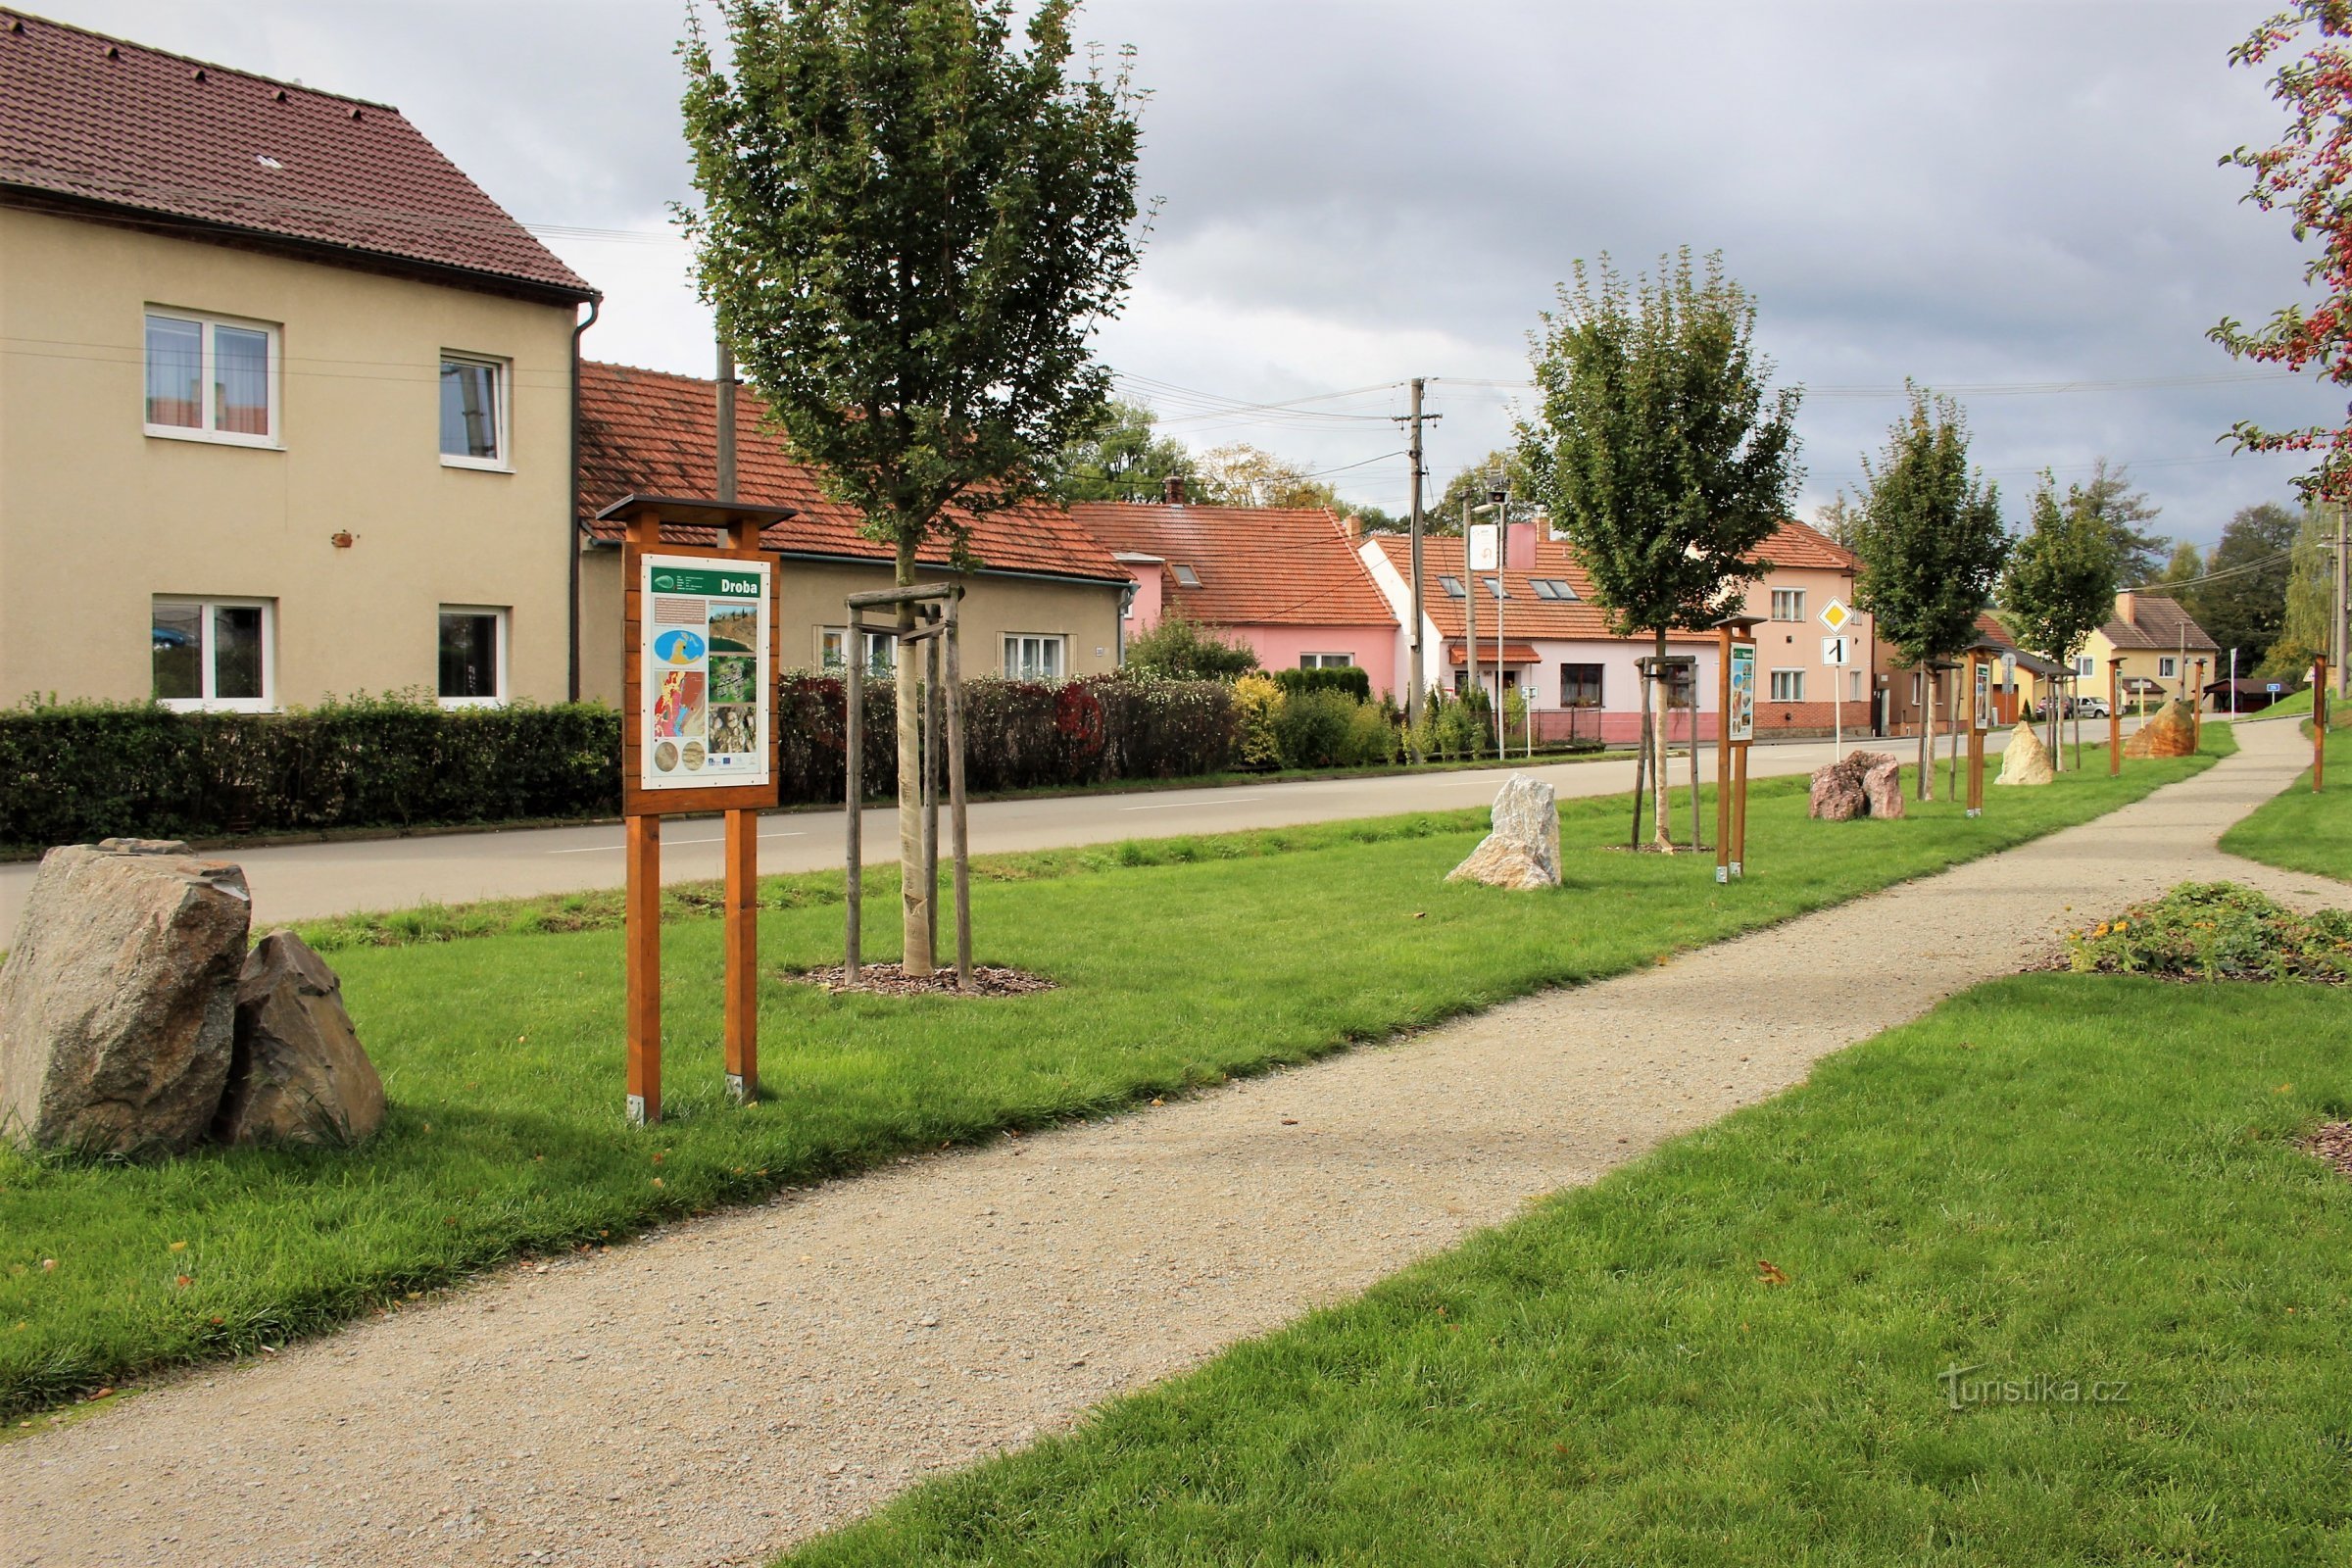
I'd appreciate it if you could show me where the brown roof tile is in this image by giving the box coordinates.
[1070,501,1396,627]
[0,10,594,299]
[2104,594,2219,653]
[1365,534,1715,644]
[1748,517,1859,572]
[578,361,1125,583]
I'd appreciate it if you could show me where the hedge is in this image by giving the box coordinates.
[1271,665,1374,702]
[2,676,1241,851]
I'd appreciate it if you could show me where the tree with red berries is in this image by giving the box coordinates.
[2213,2,2352,502]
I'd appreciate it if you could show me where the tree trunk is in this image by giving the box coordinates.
[2048,682,2062,772]
[895,537,933,978]
[1650,628,1674,850]
[1918,672,1936,802]
[1944,669,1960,801]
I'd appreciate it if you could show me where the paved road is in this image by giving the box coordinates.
[1,729,2060,932]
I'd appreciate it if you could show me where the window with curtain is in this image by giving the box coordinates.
[144,312,277,443]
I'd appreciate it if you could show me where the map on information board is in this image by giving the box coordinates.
[639,554,770,792]
[1728,644,1756,743]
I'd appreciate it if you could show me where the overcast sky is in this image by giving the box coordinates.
[55,0,2350,552]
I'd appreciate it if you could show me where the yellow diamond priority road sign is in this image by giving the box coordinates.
[1819,598,1853,635]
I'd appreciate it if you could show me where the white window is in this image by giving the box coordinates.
[439,354,510,469]
[144,310,279,446]
[1299,653,1353,669]
[1770,588,1805,621]
[2076,655,2095,678]
[2158,656,2178,679]
[1528,578,1579,601]
[152,598,273,711]
[437,606,509,707]
[1849,669,1866,702]
[1770,667,1805,702]
[819,626,896,676]
[1004,634,1065,680]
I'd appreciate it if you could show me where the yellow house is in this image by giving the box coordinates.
[2074,592,2220,710]
[0,13,599,710]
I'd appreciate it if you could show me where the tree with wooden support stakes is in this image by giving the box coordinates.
[680,0,1145,977]
[1518,249,1803,851]
[2001,468,2119,773]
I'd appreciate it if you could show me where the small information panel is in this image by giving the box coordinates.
[1974,659,1992,731]
[638,553,772,793]
[1728,643,1757,743]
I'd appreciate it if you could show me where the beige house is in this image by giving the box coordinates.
[2077,591,2220,710]
[573,362,1128,704]
[0,14,598,710]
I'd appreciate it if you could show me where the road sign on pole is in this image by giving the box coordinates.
[1819,599,1853,635]
[1822,635,1849,665]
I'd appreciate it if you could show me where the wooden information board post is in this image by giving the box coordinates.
[1966,650,1990,817]
[2192,658,2208,753]
[2318,656,2331,793]
[2107,657,2124,777]
[604,494,794,1126]
[1715,613,1762,883]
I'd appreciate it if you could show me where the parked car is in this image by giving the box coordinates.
[2068,695,2109,718]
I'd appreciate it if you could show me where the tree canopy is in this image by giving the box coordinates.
[1848,389,2009,670]
[2000,469,2117,668]
[2063,461,2169,588]
[2190,501,2304,671]
[1052,399,1196,503]
[1120,604,1260,679]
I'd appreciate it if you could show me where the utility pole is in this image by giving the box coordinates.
[1462,498,1476,739]
[1395,380,1439,733]
[715,337,738,505]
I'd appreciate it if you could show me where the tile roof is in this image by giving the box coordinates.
[1972,611,2016,649]
[1364,534,1716,644]
[1448,642,1542,666]
[1748,517,1859,572]
[0,9,594,300]
[1070,501,1396,627]
[577,362,1126,584]
[2104,593,2218,653]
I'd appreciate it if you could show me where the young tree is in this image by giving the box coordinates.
[2262,500,2334,678]
[1121,604,1259,679]
[2214,4,2352,505]
[1430,449,1544,532]
[1052,399,1196,502]
[2197,501,2302,671]
[1519,249,1803,848]
[1190,443,1340,510]
[1846,388,2008,800]
[1814,491,1861,550]
[2000,470,2118,769]
[682,0,1144,976]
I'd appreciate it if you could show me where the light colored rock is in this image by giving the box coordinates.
[1446,773,1561,889]
[1861,758,1906,819]
[2124,699,2197,760]
[1996,720,2056,786]
[0,839,251,1153]
[215,931,384,1147]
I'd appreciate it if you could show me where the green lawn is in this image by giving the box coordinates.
[2222,719,2350,883]
[786,971,2352,1568]
[0,738,2224,1420]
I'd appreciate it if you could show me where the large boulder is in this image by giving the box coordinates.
[2124,699,2197,760]
[1997,720,2056,786]
[0,840,250,1154]
[215,931,383,1147]
[1808,751,1903,821]
[1447,773,1561,890]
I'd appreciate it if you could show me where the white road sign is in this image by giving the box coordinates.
[1822,635,1850,665]
[1818,598,1853,634]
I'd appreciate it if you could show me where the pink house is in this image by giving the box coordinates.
[1072,486,1402,686]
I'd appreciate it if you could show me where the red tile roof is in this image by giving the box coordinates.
[2104,593,2219,654]
[0,10,594,300]
[578,362,1126,583]
[1364,534,1715,644]
[1748,517,1858,572]
[1070,501,1396,627]
[1448,642,1542,666]
[1972,611,2017,649]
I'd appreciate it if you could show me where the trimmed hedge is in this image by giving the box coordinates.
[2,677,1241,850]
[1271,665,1374,702]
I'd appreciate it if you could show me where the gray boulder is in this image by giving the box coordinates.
[1447,773,1561,889]
[216,931,383,1147]
[0,840,251,1153]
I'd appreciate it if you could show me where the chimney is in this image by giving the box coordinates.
[1161,473,1187,506]
[2115,591,2135,626]
[1342,512,1363,545]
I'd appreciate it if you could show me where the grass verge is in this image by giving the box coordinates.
[0,737,2224,1420]
[2221,719,2350,883]
[784,969,2352,1567]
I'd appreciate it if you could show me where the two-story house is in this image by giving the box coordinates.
[0,13,599,710]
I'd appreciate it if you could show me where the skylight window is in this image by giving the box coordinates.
[1171,564,1200,588]
[1482,576,1507,600]
[1529,578,1579,601]
[1440,575,1465,599]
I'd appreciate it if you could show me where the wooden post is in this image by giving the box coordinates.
[1715,629,1734,884]
[845,622,863,984]
[2318,656,2330,794]
[1731,740,1749,875]
[721,516,762,1103]
[2192,658,2207,752]
[2107,659,2123,776]
[625,812,662,1126]
[944,591,971,988]
[1685,660,1701,854]
[1966,653,1985,817]
[922,625,942,971]
[1631,661,1652,850]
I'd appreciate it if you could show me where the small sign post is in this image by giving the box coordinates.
[608,493,793,1126]
[2192,658,2208,753]
[1716,612,1763,883]
[1822,633,1849,759]
[1966,651,1990,817]
[2108,657,2124,776]
[2317,656,2331,794]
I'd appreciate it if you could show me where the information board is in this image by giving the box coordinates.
[1974,659,1992,731]
[638,553,772,793]
[1728,643,1756,743]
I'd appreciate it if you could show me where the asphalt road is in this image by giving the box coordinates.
[2,729,2060,932]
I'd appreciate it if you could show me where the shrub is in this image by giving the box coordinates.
[1271,689,1357,769]
[2066,881,2352,983]
[1343,697,1402,767]
[1121,606,1259,680]
[1233,673,1285,769]
[1271,665,1373,703]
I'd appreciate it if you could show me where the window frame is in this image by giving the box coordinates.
[2076,655,2096,678]
[819,625,896,676]
[435,604,511,709]
[143,308,282,449]
[1298,653,1354,669]
[152,596,276,712]
[1481,575,1509,600]
[1004,633,1067,681]
[1770,588,1805,622]
[1770,667,1806,703]
[2157,656,2179,679]
[438,352,513,471]
[1439,574,1466,599]
[1170,564,1201,588]
[1558,662,1604,709]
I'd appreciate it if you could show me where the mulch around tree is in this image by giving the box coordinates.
[781,962,1056,998]
[2301,1122,2352,1182]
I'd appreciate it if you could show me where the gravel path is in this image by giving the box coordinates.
[3,719,2332,1568]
